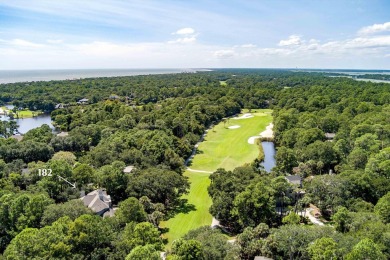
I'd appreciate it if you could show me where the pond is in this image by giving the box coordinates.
[1,104,55,134]
[261,141,276,172]
[0,114,54,134]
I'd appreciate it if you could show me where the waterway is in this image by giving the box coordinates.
[261,141,276,172]
[0,107,54,134]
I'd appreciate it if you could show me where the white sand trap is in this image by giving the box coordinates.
[259,123,274,138]
[233,113,254,120]
[247,123,274,144]
[248,136,260,144]
[228,125,241,129]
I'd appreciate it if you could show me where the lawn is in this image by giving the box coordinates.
[1,107,42,118]
[160,171,212,246]
[190,109,273,171]
[161,109,273,247]
[219,80,227,86]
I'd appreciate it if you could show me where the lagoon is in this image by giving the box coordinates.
[261,141,276,172]
[0,114,54,134]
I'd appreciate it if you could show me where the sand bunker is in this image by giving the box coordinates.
[228,125,241,129]
[248,136,260,144]
[247,123,274,144]
[260,123,274,138]
[233,113,254,120]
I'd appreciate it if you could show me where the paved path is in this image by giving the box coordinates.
[186,168,213,173]
[298,208,324,226]
[211,217,220,227]
[306,208,324,226]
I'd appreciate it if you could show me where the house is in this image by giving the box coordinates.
[77,98,89,105]
[57,132,69,137]
[285,175,302,187]
[325,133,336,141]
[81,189,113,216]
[55,103,65,109]
[254,256,273,260]
[123,165,136,174]
[108,94,121,100]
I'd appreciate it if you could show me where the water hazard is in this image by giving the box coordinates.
[261,141,276,172]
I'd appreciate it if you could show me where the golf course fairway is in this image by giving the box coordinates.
[160,109,273,246]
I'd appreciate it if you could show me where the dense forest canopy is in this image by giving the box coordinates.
[0,69,389,259]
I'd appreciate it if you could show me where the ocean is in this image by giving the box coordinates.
[0,68,195,84]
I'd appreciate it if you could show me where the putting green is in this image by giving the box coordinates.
[160,109,273,246]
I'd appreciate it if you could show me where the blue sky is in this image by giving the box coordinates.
[0,0,390,69]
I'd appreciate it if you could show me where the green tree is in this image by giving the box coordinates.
[282,212,300,225]
[115,197,147,225]
[236,223,270,259]
[126,168,189,207]
[374,192,390,223]
[184,226,236,260]
[308,237,338,260]
[345,238,386,260]
[126,245,160,260]
[232,181,275,228]
[171,239,203,259]
[51,151,76,166]
[72,163,95,188]
[332,207,351,233]
[40,199,94,226]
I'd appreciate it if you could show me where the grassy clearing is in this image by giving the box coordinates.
[1,107,42,118]
[190,109,273,171]
[160,171,212,247]
[219,80,227,86]
[161,109,273,246]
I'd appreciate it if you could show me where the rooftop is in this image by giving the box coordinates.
[285,175,302,185]
[80,189,112,216]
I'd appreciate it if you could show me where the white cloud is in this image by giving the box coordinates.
[358,22,390,35]
[168,36,197,44]
[214,49,235,58]
[240,44,256,48]
[173,27,195,35]
[278,35,302,46]
[385,54,390,57]
[47,39,64,44]
[10,39,46,48]
[169,27,197,44]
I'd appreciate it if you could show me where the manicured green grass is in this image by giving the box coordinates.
[160,171,212,246]
[161,109,273,247]
[1,107,42,118]
[16,110,40,118]
[190,109,273,171]
[219,80,227,86]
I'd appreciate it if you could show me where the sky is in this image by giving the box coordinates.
[0,0,390,70]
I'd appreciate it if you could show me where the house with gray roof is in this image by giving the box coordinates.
[81,189,112,216]
[285,175,302,187]
[77,98,89,105]
[123,165,136,174]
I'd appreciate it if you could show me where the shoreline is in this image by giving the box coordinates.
[248,123,274,144]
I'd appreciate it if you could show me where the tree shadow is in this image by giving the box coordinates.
[160,227,170,235]
[165,198,196,219]
[196,149,204,154]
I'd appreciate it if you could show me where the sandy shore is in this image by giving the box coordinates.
[248,123,274,144]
